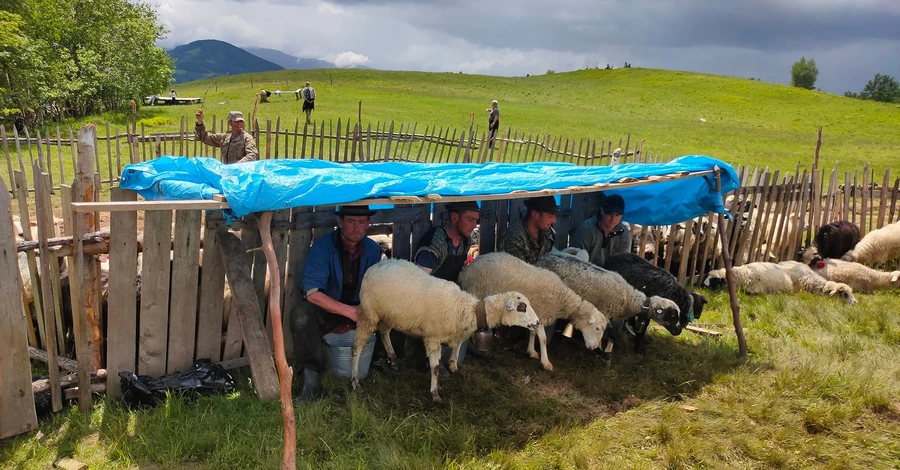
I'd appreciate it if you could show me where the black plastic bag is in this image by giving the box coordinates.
[119,359,236,409]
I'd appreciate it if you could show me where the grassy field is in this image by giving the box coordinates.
[3,289,900,469]
[55,67,900,173]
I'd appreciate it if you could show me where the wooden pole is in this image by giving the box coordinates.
[813,126,822,170]
[714,168,747,357]
[34,163,63,412]
[259,212,296,469]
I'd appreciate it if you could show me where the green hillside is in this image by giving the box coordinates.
[168,39,283,84]
[131,67,900,173]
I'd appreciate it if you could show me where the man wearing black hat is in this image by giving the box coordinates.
[571,193,631,267]
[499,196,557,264]
[291,205,382,401]
[414,200,481,282]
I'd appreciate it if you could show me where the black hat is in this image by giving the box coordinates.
[601,194,625,215]
[447,201,481,213]
[335,205,377,217]
[524,196,558,215]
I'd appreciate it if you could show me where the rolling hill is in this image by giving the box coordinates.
[168,39,283,84]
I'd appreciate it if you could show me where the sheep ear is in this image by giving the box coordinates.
[506,299,515,311]
[892,273,899,283]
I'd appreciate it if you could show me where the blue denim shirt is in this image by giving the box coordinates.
[301,230,382,305]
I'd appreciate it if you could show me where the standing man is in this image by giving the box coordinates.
[570,194,630,267]
[292,205,382,401]
[195,109,258,164]
[485,99,500,149]
[414,201,480,281]
[302,81,316,124]
[499,196,557,264]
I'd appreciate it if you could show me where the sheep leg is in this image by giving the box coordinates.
[534,326,553,371]
[377,325,398,369]
[447,342,461,373]
[351,322,376,391]
[527,329,539,359]
[633,317,651,355]
[424,340,443,402]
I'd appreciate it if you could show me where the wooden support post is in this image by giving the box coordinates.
[106,188,138,398]
[74,125,102,370]
[0,178,39,438]
[217,231,279,400]
[259,212,296,469]
[713,169,747,357]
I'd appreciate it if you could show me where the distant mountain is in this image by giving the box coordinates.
[242,47,335,70]
[168,39,283,84]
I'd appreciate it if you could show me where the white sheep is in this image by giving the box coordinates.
[352,259,539,402]
[809,258,900,293]
[535,252,682,349]
[703,261,857,304]
[842,222,900,265]
[458,252,608,372]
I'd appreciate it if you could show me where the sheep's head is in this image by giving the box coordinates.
[824,281,857,305]
[800,246,820,265]
[490,292,540,330]
[703,270,727,290]
[891,271,900,285]
[690,292,708,321]
[648,296,682,335]
[570,300,608,350]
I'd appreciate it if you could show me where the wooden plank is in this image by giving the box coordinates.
[265,120,272,160]
[747,170,778,262]
[138,210,173,377]
[383,121,394,161]
[318,121,326,160]
[676,219,694,284]
[479,200,498,254]
[392,204,413,261]
[106,188,138,398]
[861,165,869,234]
[241,223,269,331]
[890,178,900,224]
[877,169,890,229]
[166,210,202,373]
[14,171,46,347]
[196,210,227,362]
[217,231,279,400]
[274,118,281,159]
[1,125,13,196]
[105,123,113,183]
[282,206,314,357]
[0,188,37,439]
[334,118,341,161]
[410,204,432,256]
[33,165,63,412]
[114,126,122,180]
[72,200,229,212]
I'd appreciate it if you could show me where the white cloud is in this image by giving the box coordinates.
[324,51,371,68]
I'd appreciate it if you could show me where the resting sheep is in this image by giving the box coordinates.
[603,252,707,350]
[841,222,900,265]
[458,252,608,371]
[815,220,860,260]
[704,261,857,304]
[535,252,682,353]
[808,257,900,293]
[352,259,539,402]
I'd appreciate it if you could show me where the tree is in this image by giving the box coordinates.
[0,0,173,128]
[790,57,818,90]
[860,73,900,103]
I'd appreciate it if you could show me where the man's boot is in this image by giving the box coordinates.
[297,369,322,401]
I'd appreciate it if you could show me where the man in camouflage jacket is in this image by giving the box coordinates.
[194,109,258,164]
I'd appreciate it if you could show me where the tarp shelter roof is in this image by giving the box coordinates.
[119,155,739,226]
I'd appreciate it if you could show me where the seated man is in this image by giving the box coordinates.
[571,194,630,267]
[291,205,382,401]
[498,196,557,264]
[415,201,480,281]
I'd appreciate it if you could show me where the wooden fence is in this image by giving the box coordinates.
[2,116,658,195]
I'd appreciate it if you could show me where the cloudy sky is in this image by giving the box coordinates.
[154,0,900,94]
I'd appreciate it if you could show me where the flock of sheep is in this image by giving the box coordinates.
[353,217,900,401]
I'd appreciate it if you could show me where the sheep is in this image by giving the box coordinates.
[815,221,860,260]
[604,252,708,336]
[458,252,608,371]
[842,222,900,265]
[534,252,682,353]
[629,224,659,261]
[352,259,540,402]
[703,261,857,304]
[369,234,393,260]
[808,257,900,293]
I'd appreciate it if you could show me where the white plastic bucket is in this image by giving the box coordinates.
[323,330,376,380]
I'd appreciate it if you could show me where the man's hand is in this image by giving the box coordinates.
[342,305,359,322]
[195,108,204,124]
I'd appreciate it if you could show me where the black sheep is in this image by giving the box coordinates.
[815,220,860,260]
[603,252,707,352]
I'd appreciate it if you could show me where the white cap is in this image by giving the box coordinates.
[491,100,498,105]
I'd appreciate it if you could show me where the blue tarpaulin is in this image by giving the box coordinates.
[119,155,739,226]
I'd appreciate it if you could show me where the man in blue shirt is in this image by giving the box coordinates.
[292,205,382,401]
